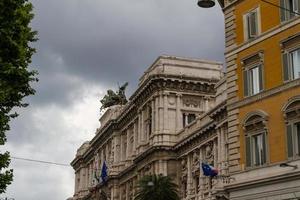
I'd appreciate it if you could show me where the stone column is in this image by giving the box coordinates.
[163,92,169,133]
[199,148,204,200]
[176,93,182,132]
[187,154,192,198]
[217,128,222,171]
[140,109,145,142]
[204,97,209,111]
[159,93,164,132]
[126,129,130,160]
[221,125,227,174]
[155,96,159,134]
[120,135,124,161]
[106,143,109,162]
[133,122,137,156]
[138,111,142,145]
[151,99,155,137]
[74,172,78,193]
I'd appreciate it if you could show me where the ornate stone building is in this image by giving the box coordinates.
[70,55,230,200]
[71,0,300,199]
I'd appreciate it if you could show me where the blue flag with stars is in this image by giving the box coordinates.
[100,161,108,183]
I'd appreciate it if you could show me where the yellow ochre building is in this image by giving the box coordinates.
[215,0,300,199]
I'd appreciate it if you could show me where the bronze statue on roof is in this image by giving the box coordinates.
[100,82,128,111]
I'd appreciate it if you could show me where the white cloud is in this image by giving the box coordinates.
[3,84,104,200]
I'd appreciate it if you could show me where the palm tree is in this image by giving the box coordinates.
[134,174,180,200]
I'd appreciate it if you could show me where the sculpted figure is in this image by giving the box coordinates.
[100,82,128,111]
[205,142,214,165]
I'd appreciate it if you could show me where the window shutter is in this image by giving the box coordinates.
[296,123,300,155]
[262,132,267,164]
[244,70,249,96]
[296,0,300,15]
[280,0,287,22]
[287,124,294,158]
[282,52,290,81]
[246,136,252,167]
[249,12,257,37]
[258,65,263,91]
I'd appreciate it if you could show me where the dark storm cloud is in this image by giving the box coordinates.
[29,0,224,106]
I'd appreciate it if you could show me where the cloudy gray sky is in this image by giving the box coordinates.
[2,0,224,199]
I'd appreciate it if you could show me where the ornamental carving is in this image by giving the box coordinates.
[192,151,200,176]
[129,181,133,199]
[182,96,204,109]
[181,159,187,182]
[121,187,126,200]
[205,141,214,165]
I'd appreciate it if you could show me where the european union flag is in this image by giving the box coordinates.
[201,163,218,177]
[100,161,108,183]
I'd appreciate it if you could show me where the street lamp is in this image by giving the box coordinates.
[197,0,215,8]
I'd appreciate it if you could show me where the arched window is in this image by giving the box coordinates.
[243,111,268,168]
[283,96,300,159]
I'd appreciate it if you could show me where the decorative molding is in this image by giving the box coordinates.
[228,79,300,110]
[225,17,300,58]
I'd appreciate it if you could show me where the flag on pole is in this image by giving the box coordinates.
[201,163,218,177]
[100,161,108,183]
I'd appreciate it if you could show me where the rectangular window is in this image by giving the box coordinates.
[182,113,196,127]
[280,0,300,22]
[287,122,300,158]
[244,64,263,96]
[243,8,260,41]
[252,133,267,166]
[246,132,267,167]
[283,48,300,81]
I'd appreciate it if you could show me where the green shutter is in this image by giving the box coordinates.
[296,123,300,156]
[283,52,290,81]
[249,12,258,37]
[287,124,294,158]
[246,136,252,167]
[280,0,287,22]
[244,70,249,97]
[296,0,300,16]
[258,65,263,91]
[262,132,267,164]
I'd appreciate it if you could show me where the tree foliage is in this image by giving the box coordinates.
[0,0,38,193]
[134,175,180,200]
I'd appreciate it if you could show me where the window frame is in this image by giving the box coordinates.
[243,7,261,41]
[286,119,300,159]
[243,112,269,169]
[280,0,300,23]
[282,47,300,82]
[245,130,268,168]
[182,113,196,128]
[243,63,264,97]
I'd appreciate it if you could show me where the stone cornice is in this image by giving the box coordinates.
[225,170,300,192]
[228,79,300,110]
[208,101,227,118]
[225,17,300,57]
[174,121,216,151]
[133,145,173,163]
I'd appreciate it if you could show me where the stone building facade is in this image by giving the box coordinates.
[70,55,230,200]
[71,1,300,199]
